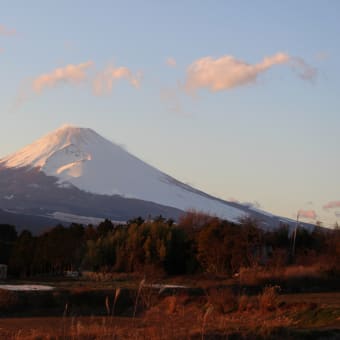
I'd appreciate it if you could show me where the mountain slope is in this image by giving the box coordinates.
[0,125,246,223]
[0,165,183,226]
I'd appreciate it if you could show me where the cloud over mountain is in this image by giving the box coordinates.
[290,57,317,81]
[33,61,94,92]
[323,201,340,210]
[93,64,142,95]
[185,53,316,92]
[298,209,317,220]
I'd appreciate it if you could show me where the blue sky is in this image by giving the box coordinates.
[1,1,340,227]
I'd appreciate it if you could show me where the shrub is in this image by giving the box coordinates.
[206,287,237,314]
[238,293,259,312]
[164,295,177,314]
[238,294,251,311]
[0,289,19,312]
[258,286,280,312]
[239,266,271,286]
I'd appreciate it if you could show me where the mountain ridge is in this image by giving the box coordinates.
[0,125,314,231]
[0,125,246,223]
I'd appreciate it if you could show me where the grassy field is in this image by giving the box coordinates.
[1,276,340,339]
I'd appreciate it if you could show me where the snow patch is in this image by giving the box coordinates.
[57,181,74,189]
[27,183,40,188]
[0,125,246,223]
[249,206,274,217]
[51,211,126,225]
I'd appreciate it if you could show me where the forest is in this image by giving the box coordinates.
[1,212,339,279]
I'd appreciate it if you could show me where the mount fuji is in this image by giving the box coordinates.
[0,125,299,231]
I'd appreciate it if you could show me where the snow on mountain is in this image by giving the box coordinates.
[0,125,246,222]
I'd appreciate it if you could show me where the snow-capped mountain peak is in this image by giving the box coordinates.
[0,125,246,222]
[1,125,110,169]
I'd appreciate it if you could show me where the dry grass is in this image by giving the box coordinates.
[1,283,339,339]
[2,300,339,340]
[0,289,19,311]
[164,295,177,314]
[81,271,140,286]
[258,286,280,312]
[238,294,257,312]
[284,265,324,278]
[239,264,326,287]
[206,287,237,314]
[237,286,280,313]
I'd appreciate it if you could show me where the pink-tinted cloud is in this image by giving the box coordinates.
[290,57,317,81]
[166,57,177,67]
[185,53,289,92]
[93,65,142,95]
[298,209,317,220]
[160,83,192,116]
[32,61,94,92]
[323,201,340,210]
[185,52,316,92]
[0,24,16,36]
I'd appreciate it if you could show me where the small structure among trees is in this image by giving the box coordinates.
[0,264,7,279]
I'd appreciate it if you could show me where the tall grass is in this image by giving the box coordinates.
[112,287,121,316]
[258,286,280,312]
[133,277,145,318]
[201,304,213,340]
[239,264,326,287]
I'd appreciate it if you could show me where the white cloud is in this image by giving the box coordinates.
[166,57,177,67]
[32,61,94,92]
[93,64,142,95]
[185,52,316,92]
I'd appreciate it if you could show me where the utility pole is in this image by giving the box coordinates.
[291,212,300,259]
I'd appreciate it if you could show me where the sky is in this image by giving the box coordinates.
[1,1,340,227]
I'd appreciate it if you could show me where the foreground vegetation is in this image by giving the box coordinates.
[1,212,339,278]
[1,212,340,338]
[0,283,339,339]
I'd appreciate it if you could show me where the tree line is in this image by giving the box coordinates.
[0,212,339,278]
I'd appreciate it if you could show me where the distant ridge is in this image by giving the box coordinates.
[0,125,315,230]
[0,125,245,222]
